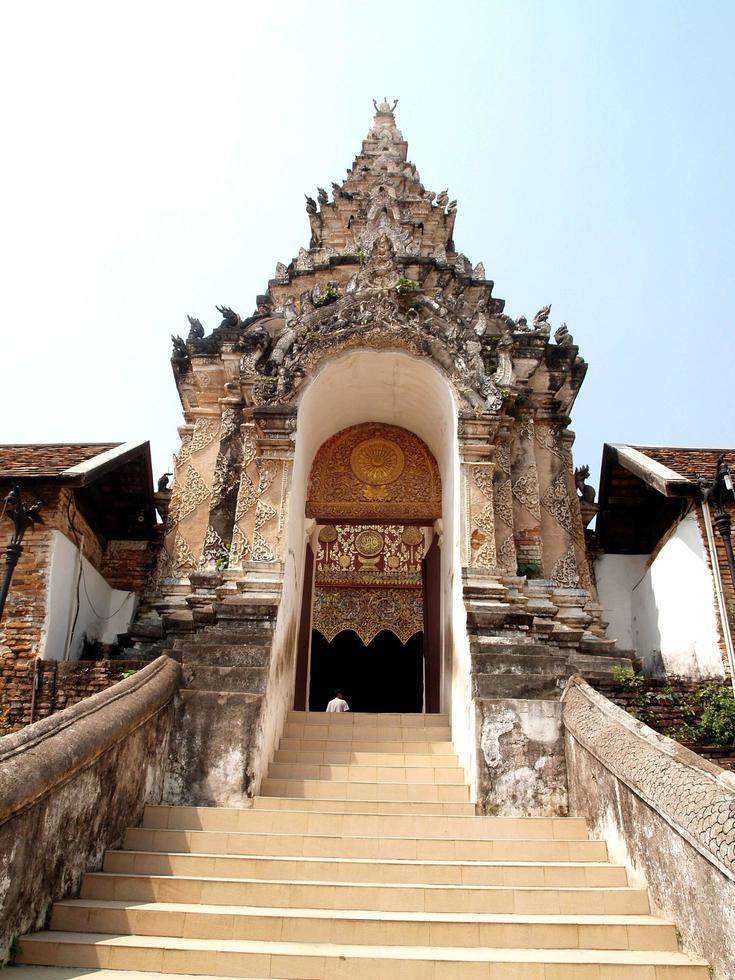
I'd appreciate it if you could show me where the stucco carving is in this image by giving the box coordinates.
[563,676,735,881]
[176,464,210,524]
[542,470,574,533]
[512,473,541,521]
[494,479,514,528]
[551,546,580,588]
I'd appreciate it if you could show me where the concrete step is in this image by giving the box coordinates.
[277,737,456,754]
[10,955,711,980]
[173,629,274,649]
[259,778,471,803]
[473,673,567,699]
[251,796,475,815]
[123,827,610,863]
[265,762,466,784]
[142,805,591,840]
[174,646,271,667]
[282,724,452,741]
[49,900,678,950]
[272,748,460,767]
[287,711,449,727]
[78,874,652,914]
[102,850,627,887]
[182,665,268,693]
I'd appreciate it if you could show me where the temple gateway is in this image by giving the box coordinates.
[158,98,623,768]
[2,101,733,978]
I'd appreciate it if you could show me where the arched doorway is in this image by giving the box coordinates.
[294,421,442,713]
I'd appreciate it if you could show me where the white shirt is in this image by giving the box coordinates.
[326,697,350,713]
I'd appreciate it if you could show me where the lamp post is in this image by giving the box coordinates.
[700,455,735,590]
[0,484,43,621]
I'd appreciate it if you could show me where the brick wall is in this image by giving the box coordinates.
[0,659,149,733]
[0,483,161,728]
[592,677,735,771]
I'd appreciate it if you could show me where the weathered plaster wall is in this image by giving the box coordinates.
[45,530,137,661]
[594,553,647,652]
[0,656,179,964]
[476,698,568,816]
[162,689,265,806]
[563,675,735,980]
[632,513,724,678]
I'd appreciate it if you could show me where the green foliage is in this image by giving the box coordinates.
[499,386,512,399]
[314,283,340,307]
[120,669,138,680]
[694,683,735,746]
[397,276,418,292]
[516,561,541,578]
[610,666,643,690]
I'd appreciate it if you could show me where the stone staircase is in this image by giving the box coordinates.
[15,710,709,978]
[466,574,636,700]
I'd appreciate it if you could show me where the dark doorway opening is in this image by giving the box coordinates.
[308,628,424,712]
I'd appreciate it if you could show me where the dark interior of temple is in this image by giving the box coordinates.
[308,628,424,713]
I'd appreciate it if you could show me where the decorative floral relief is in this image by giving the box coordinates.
[542,471,574,533]
[494,479,514,528]
[497,533,517,572]
[551,547,580,588]
[176,464,211,523]
[173,533,197,575]
[535,422,564,459]
[251,529,275,562]
[312,585,423,646]
[255,499,277,531]
[235,472,258,522]
[229,523,251,566]
[188,417,220,456]
[495,442,512,477]
[220,408,240,442]
[200,524,227,568]
[512,472,541,521]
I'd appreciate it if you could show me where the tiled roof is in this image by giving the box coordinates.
[0,444,121,479]
[633,446,735,485]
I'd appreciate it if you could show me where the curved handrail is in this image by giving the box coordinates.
[0,655,180,827]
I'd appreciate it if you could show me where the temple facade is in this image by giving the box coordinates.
[141,100,632,809]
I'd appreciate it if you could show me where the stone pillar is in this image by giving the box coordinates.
[199,405,244,569]
[229,406,296,569]
[511,418,543,574]
[534,419,580,588]
[164,413,221,579]
[458,417,499,572]
[492,424,516,575]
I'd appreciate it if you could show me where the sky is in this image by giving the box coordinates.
[0,0,733,486]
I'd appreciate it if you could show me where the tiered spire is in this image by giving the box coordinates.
[298,99,459,265]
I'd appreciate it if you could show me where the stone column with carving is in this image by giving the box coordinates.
[561,430,595,593]
[510,418,544,574]
[230,406,296,569]
[492,424,517,575]
[535,419,580,588]
[164,414,221,579]
[199,405,244,569]
[459,417,499,572]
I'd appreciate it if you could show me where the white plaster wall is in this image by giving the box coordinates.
[43,531,137,661]
[257,349,477,797]
[631,513,724,679]
[594,554,648,651]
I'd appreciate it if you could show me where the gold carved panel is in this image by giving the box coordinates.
[307,422,441,522]
[312,586,423,646]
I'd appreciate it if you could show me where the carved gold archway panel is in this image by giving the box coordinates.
[307,422,441,522]
[312,586,423,646]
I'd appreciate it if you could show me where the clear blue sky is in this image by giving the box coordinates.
[1,0,732,486]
